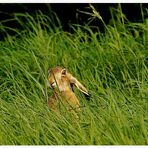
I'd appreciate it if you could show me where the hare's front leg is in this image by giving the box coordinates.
[48,93,61,115]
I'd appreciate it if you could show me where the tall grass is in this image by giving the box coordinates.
[0,5,148,145]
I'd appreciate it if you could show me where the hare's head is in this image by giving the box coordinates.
[48,66,70,92]
[48,66,90,99]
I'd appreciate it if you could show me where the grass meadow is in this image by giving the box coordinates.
[0,5,148,145]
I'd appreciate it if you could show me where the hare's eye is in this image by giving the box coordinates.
[51,81,56,87]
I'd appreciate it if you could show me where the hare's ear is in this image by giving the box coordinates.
[61,68,67,76]
[67,73,90,99]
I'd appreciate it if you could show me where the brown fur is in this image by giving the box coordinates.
[47,66,90,113]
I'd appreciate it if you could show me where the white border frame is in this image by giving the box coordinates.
[0,0,148,3]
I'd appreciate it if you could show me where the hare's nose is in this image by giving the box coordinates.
[47,81,51,88]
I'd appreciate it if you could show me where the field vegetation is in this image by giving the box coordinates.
[0,5,148,145]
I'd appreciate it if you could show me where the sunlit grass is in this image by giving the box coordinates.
[0,5,148,145]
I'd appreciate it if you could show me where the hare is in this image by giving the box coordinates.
[47,66,90,113]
